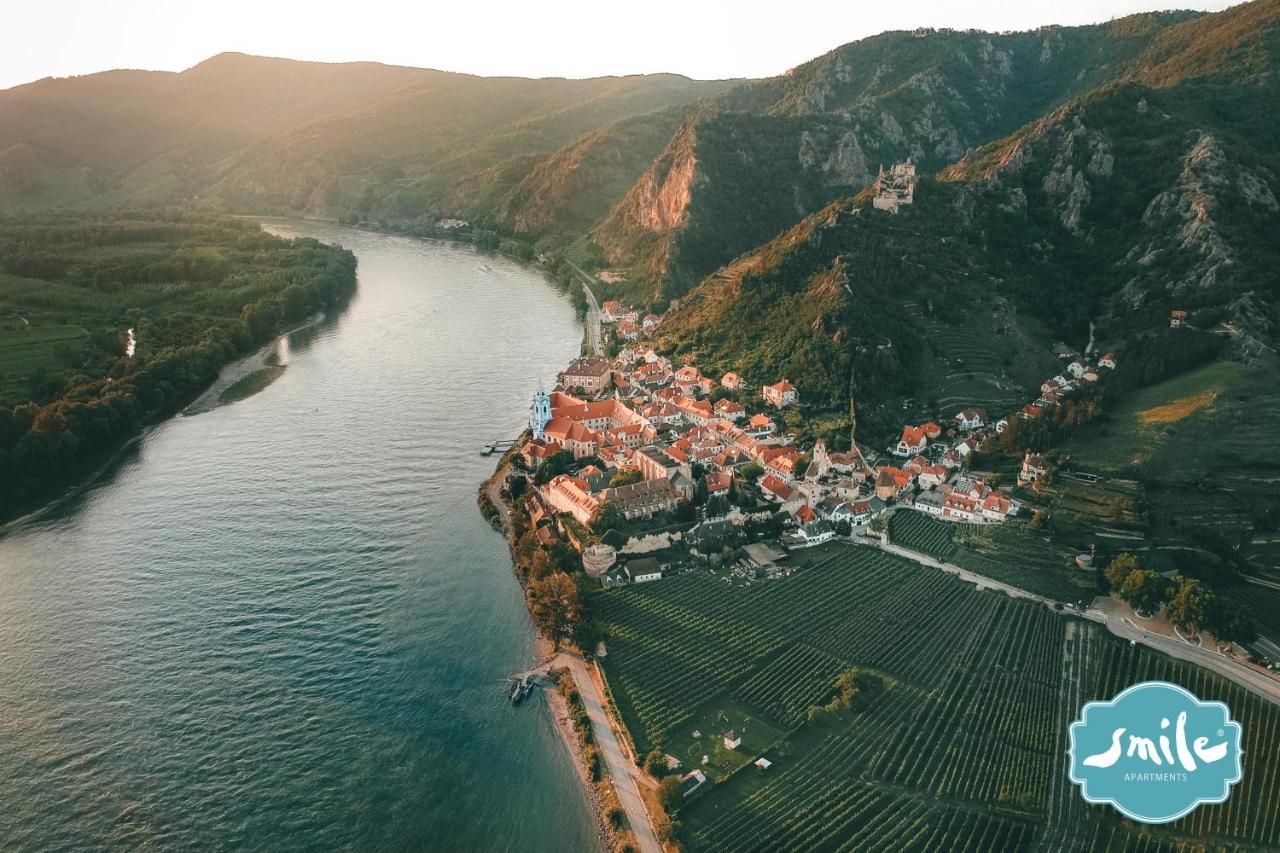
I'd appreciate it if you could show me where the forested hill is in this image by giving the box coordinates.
[0,52,738,223]
[655,0,1280,440]
[0,214,357,523]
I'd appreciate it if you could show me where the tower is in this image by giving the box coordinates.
[530,384,551,441]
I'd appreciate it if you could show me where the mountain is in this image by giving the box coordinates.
[656,0,1280,442]
[590,10,1204,303]
[0,54,737,219]
[0,53,431,209]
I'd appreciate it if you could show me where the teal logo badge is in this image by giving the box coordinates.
[1069,681,1243,823]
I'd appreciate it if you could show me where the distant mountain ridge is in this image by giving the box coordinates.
[0,52,738,217]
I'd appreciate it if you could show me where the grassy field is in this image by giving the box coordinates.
[0,321,91,399]
[595,546,1280,851]
[1058,359,1243,475]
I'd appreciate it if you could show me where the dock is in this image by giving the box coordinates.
[480,439,519,457]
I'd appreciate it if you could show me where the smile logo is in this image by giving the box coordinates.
[1069,681,1243,823]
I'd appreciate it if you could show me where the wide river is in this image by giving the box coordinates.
[0,223,600,852]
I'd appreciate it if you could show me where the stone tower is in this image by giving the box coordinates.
[530,384,551,441]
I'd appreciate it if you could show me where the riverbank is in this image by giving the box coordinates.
[184,312,325,416]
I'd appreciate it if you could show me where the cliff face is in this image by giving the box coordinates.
[591,11,1203,305]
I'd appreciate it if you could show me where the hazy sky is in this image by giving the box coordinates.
[4,0,1242,90]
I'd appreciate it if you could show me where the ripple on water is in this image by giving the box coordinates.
[0,225,598,853]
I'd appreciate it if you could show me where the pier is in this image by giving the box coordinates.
[480,439,518,456]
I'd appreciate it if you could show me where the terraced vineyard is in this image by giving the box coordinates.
[890,509,1092,603]
[888,509,963,559]
[595,546,1280,851]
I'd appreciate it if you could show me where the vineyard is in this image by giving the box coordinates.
[594,545,1280,851]
[889,510,1092,603]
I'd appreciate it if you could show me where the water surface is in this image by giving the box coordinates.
[0,223,597,852]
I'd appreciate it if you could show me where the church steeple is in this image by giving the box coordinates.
[530,384,551,441]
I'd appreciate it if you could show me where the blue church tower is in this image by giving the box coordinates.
[530,385,551,440]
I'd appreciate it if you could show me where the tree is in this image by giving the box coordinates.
[1118,569,1170,615]
[833,519,852,538]
[1104,553,1140,590]
[608,469,644,488]
[739,462,764,482]
[658,775,684,814]
[534,450,574,485]
[1165,576,1213,635]
[589,500,623,535]
[673,499,696,523]
[528,573,582,649]
[644,747,669,778]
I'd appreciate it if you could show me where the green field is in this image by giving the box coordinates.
[595,546,1280,851]
[0,321,90,398]
[1058,359,1243,475]
[889,510,1093,602]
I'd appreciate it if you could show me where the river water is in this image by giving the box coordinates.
[0,223,599,852]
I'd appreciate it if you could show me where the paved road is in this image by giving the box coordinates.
[862,530,1280,706]
[561,654,661,853]
[563,260,603,356]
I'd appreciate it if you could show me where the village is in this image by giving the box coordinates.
[504,257,1120,590]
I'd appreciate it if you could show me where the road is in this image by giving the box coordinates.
[563,260,604,356]
[553,654,661,853]
[520,653,660,852]
[861,527,1280,706]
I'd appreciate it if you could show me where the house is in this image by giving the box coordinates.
[713,399,745,421]
[616,321,641,340]
[745,413,777,437]
[1099,353,1117,370]
[994,418,1009,434]
[954,409,985,431]
[560,356,614,393]
[723,731,742,749]
[605,477,681,520]
[642,313,663,330]
[921,421,944,440]
[798,519,834,544]
[981,492,1016,522]
[894,426,928,457]
[1170,309,1188,328]
[794,504,817,524]
[917,464,950,489]
[1067,361,1087,379]
[721,371,744,390]
[754,758,773,770]
[760,475,805,513]
[540,474,600,524]
[837,499,875,525]
[913,490,945,516]
[626,557,663,583]
[600,300,624,321]
[762,379,798,407]
[942,492,981,522]
[705,470,732,498]
[1020,452,1048,486]
[875,466,913,501]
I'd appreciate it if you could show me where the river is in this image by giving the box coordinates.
[0,222,599,852]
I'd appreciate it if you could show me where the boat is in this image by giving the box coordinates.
[478,263,492,273]
[509,675,535,705]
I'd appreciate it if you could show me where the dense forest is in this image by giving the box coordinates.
[0,213,356,522]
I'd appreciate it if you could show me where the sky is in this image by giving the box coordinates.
[3,0,1243,90]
